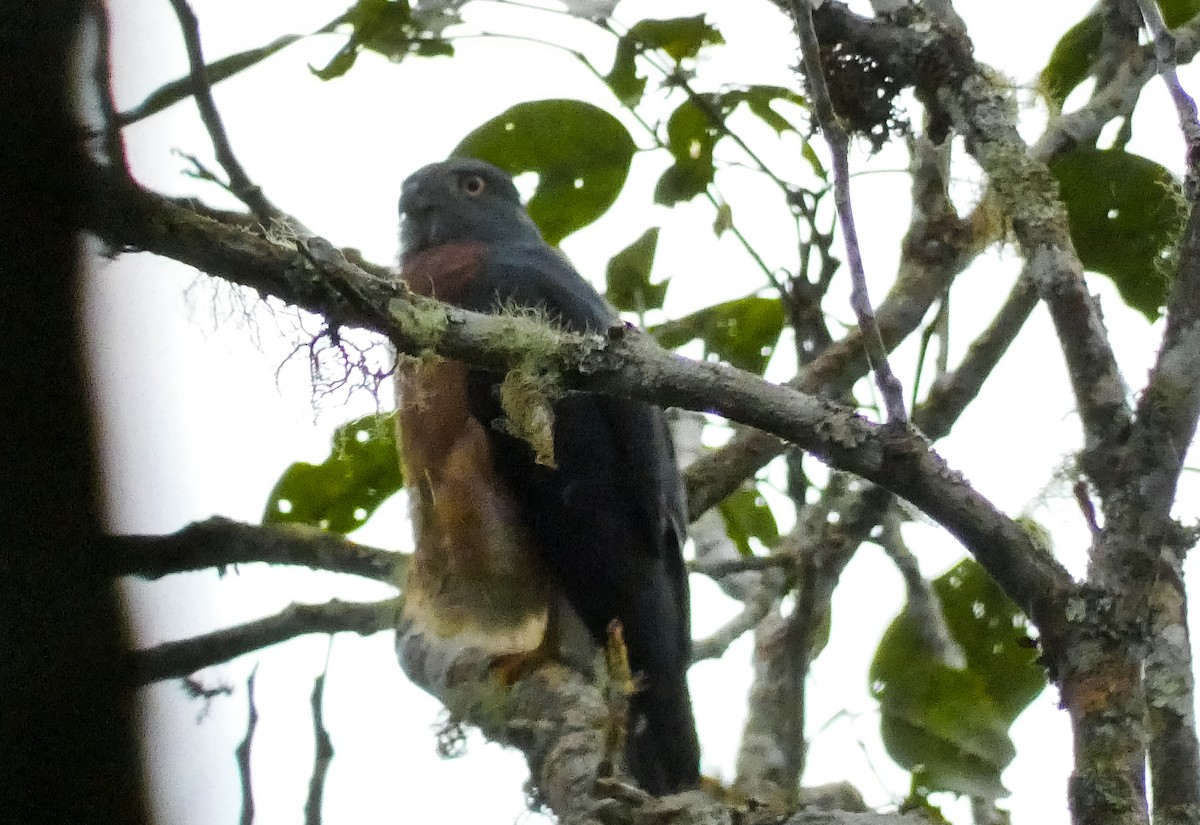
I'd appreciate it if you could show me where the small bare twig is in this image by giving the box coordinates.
[167,0,302,229]
[1136,0,1200,179]
[689,555,793,578]
[108,516,404,584]
[305,644,335,825]
[130,598,398,684]
[237,666,259,825]
[788,0,908,425]
[878,509,964,669]
[691,591,776,662]
[602,620,633,780]
[915,273,1038,440]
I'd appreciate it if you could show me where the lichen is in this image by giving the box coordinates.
[388,296,451,352]
[499,365,560,468]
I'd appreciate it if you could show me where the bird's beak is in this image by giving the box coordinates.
[399,190,437,253]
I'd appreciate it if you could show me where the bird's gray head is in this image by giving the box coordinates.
[399,158,543,256]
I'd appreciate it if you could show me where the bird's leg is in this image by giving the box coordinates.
[599,619,635,780]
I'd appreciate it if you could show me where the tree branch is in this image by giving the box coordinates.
[915,272,1039,440]
[236,667,258,825]
[805,1,1134,501]
[166,0,296,228]
[1124,142,1200,822]
[109,516,404,584]
[789,0,908,424]
[685,126,985,519]
[130,598,398,684]
[84,163,1070,648]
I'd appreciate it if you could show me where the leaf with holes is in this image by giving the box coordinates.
[452,99,636,245]
[870,559,1046,798]
[311,0,452,80]
[717,485,780,558]
[605,15,724,106]
[651,295,784,374]
[933,560,1044,722]
[655,99,718,205]
[606,228,668,313]
[1050,148,1184,320]
[871,613,1015,798]
[263,412,403,534]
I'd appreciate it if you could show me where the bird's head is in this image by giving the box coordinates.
[399,158,543,256]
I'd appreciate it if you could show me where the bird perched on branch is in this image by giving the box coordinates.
[394,157,699,795]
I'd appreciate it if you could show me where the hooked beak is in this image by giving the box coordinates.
[399,189,437,253]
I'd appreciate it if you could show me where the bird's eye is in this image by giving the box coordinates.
[461,175,486,197]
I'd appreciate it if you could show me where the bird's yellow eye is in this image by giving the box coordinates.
[462,175,486,197]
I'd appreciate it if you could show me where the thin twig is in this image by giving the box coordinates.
[167,0,301,229]
[237,666,259,825]
[788,0,908,424]
[688,554,793,578]
[108,516,404,584]
[915,273,1039,440]
[878,509,964,669]
[130,598,398,684]
[691,591,775,662]
[1135,0,1200,183]
[305,643,334,825]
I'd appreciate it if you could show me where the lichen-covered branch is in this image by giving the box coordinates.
[1123,166,1200,824]
[84,167,1069,641]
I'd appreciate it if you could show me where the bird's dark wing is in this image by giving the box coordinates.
[458,241,699,794]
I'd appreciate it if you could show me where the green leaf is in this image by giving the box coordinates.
[1049,148,1184,320]
[311,0,453,79]
[870,559,1048,798]
[605,38,647,107]
[122,35,303,124]
[717,485,780,557]
[605,228,668,312]
[263,412,403,534]
[655,99,718,205]
[1038,12,1101,109]
[871,617,1015,798]
[605,15,723,106]
[719,85,807,135]
[312,43,360,80]
[651,295,784,374]
[1041,3,1198,108]
[631,14,724,61]
[452,99,636,244]
[802,142,828,182]
[933,560,1044,723]
[873,656,1016,799]
[1162,0,1200,28]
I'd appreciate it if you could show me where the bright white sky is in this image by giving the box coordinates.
[87,2,1200,824]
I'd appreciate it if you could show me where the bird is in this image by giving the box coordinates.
[394,157,700,796]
